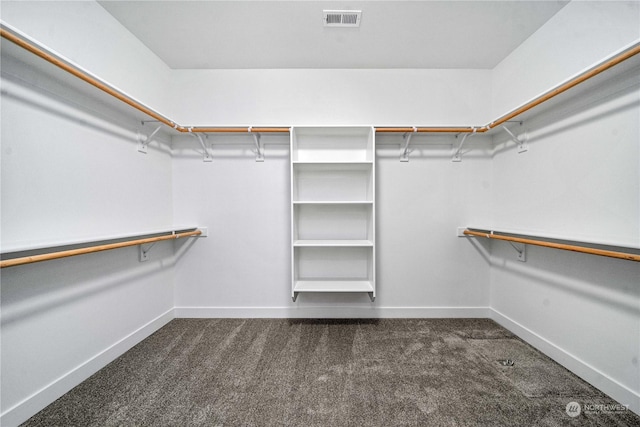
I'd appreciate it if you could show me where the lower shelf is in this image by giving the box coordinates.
[293,239,373,247]
[293,280,374,293]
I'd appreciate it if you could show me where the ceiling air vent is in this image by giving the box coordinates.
[323,10,362,27]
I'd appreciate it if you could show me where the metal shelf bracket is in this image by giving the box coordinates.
[137,125,162,154]
[249,127,264,162]
[400,127,417,162]
[139,228,206,262]
[189,130,213,162]
[508,241,527,262]
[452,127,477,162]
[503,123,529,153]
[138,242,156,262]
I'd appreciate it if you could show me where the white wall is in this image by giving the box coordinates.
[172,134,493,317]
[487,0,640,414]
[170,64,494,316]
[489,77,640,411]
[0,3,177,426]
[170,68,494,317]
[168,68,492,126]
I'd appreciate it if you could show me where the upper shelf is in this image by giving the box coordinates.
[1,23,639,136]
[1,226,201,255]
[0,227,204,268]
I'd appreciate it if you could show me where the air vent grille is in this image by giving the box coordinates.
[323,10,362,27]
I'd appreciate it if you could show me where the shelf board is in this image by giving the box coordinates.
[1,225,199,254]
[293,280,374,293]
[293,240,373,247]
[292,161,373,165]
[292,201,373,204]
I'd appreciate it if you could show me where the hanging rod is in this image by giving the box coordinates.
[184,127,290,133]
[376,127,480,133]
[462,229,640,262]
[1,24,639,136]
[0,229,202,268]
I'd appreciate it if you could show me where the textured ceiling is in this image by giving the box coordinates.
[99,1,569,69]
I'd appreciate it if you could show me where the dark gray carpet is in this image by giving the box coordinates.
[21,319,639,426]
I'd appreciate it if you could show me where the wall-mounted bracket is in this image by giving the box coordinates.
[503,124,529,154]
[508,241,527,262]
[139,228,206,262]
[189,130,213,162]
[138,242,156,262]
[249,127,264,162]
[452,128,477,162]
[400,127,417,162]
[137,125,162,154]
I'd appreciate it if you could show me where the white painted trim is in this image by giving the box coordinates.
[490,308,640,416]
[0,309,175,427]
[174,306,491,319]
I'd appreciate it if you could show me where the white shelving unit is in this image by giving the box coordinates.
[291,127,375,301]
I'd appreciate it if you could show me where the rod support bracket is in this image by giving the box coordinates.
[400,127,417,162]
[503,125,529,153]
[190,131,213,162]
[452,128,477,162]
[138,242,156,262]
[508,241,527,262]
[137,125,162,154]
[249,127,264,162]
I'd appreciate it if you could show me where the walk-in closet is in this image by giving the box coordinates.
[1,1,639,425]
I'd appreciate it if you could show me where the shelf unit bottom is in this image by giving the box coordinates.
[293,280,374,293]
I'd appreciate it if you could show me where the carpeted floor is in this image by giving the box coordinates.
[21,319,639,426]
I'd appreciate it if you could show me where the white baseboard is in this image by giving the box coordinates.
[0,309,175,427]
[490,308,640,416]
[174,306,491,319]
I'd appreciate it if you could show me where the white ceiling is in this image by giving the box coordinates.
[98,0,569,70]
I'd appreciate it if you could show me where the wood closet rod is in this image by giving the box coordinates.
[463,229,640,262]
[0,230,202,268]
[2,26,639,135]
[185,127,290,133]
[375,127,480,133]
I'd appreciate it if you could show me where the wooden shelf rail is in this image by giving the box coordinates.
[0,229,202,268]
[463,229,640,262]
[2,23,639,136]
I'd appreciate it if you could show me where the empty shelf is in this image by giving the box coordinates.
[293,240,373,247]
[293,280,374,293]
